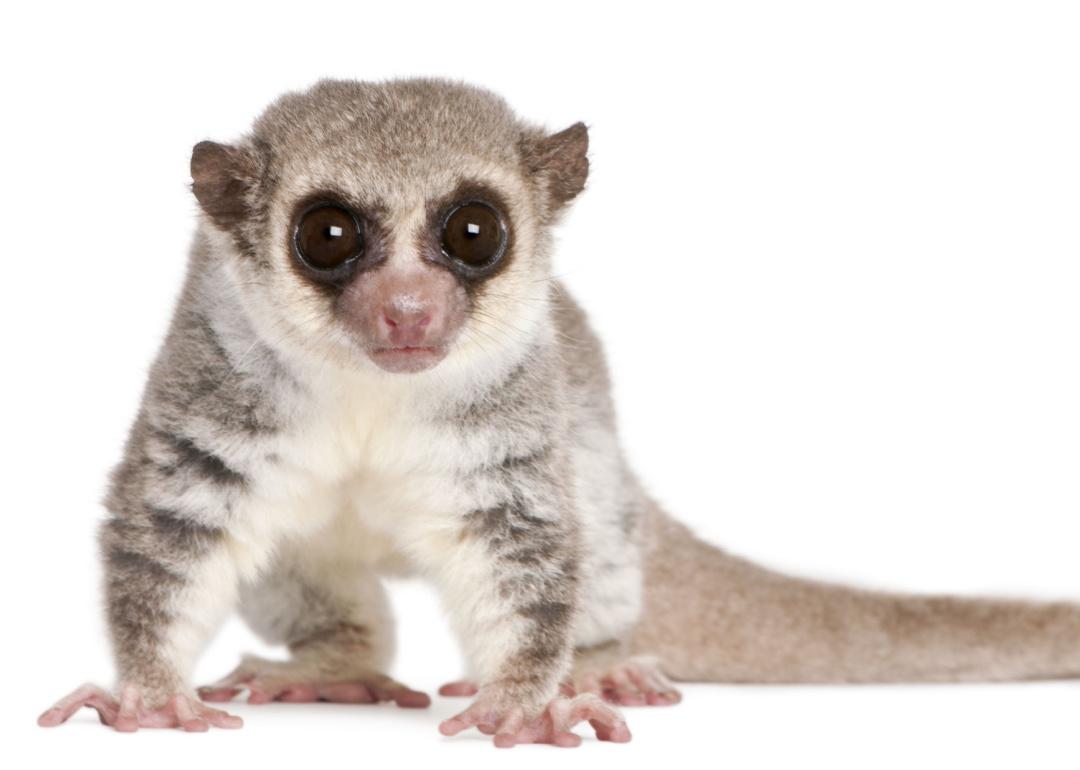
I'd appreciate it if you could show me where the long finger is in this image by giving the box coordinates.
[570,696,631,743]
[544,698,583,747]
[113,685,142,732]
[439,705,495,736]
[438,680,478,697]
[494,707,525,748]
[172,695,210,732]
[375,682,431,709]
[196,686,242,703]
[315,682,376,704]
[199,704,244,729]
[607,669,646,706]
[38,684,118,727]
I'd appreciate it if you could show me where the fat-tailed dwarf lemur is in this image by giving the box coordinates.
[39,79,1080,747]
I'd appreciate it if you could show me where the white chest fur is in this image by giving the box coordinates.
[228,369,477,579]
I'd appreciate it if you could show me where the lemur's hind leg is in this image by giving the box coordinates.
[439,643,681,707]
[199,543,429,708]
[565,642,681,707]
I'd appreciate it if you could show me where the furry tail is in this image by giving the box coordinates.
[628,502,1080,683]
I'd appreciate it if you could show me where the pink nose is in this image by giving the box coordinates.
[381,301,432,346]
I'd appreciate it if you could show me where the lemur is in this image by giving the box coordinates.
[39,78,1080,747]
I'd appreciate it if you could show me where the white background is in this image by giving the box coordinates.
[3,1,1079,767]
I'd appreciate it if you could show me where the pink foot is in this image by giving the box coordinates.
[439,692,632,748]
[570,656,682,707]
[38,683,243,732]
[198,656,430,709]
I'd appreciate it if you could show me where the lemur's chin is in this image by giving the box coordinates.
[368,345,448,374]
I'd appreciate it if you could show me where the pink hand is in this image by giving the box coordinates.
[39,683,242,732]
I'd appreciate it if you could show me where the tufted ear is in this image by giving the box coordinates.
[190,140,261,231]
[523,122,589,210]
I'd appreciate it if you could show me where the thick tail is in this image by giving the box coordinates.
[628,502,1080,683]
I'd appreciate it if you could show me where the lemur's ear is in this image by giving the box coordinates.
[190,140,261,231]
[523,122,589,209]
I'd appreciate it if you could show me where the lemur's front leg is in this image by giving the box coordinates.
[39,420,266,731]
[40,490,245,728]
[433,470,631,747]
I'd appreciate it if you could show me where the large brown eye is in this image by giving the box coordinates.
[441,202,506,267]
[295,204,364,270]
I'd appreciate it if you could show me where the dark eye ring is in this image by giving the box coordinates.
[293,202,365,272]
[440,200,508,271]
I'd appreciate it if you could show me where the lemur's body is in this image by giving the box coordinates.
[41,79,1080,746]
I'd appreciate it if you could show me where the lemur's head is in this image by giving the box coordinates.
[191,79,587,380]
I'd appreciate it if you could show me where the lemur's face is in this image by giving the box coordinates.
[285,185,510,374]
[191,80,586,380]
[271,157,537,377]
